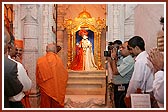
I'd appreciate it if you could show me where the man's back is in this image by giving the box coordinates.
[132,51,154,92]
[36,52,68,107]
[4,56,23,108]
[126,51,154,97]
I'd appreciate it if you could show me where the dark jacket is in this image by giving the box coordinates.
[4,56,23,108]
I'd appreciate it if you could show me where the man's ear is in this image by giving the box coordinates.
[135,46,140,51]
[134,46,138,50]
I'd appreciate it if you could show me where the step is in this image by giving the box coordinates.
[68,71,106,82]
[68,70,106,76]
[66,88,106,95]
[65,95,106,108]
[68,75,106,83]
[67,81,104,88]
[66,70,106,96]
[68,75,106,79]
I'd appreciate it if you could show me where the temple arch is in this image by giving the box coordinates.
[63,8,106,70]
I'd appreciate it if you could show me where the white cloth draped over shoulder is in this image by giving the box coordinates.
[8,55,32,101]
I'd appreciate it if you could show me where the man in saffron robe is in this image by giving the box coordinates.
[36,43,68,108]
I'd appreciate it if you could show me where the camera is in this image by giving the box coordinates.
[104,43,113,57]
[104,50,111,57]
[104,46,121,57]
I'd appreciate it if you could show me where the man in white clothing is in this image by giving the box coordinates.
[124,36,154,107]
[148,48,164,108]
[147,17,164,108]
[7,38,32,108]
[152,71,164,108]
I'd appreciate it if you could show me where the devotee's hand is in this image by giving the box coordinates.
[15,55,22,63]
[24,90,31,95]
[111,48,117,60]
[107,57,112,62]
[148,48,164,72]
[124,96,131,108]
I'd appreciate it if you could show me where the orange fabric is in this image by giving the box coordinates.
[21,94,31,108]
[36,52,68,107]
[15,39,24,48]
[40,90,63,108]
[70,45,83,70]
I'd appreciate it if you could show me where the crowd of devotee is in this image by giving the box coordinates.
[4,12,164,109]
[106,17,164,108]
[106,37,164,108]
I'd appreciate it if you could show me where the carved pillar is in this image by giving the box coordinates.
[113,5,120,40]
[67,31,72,68]
[63,18,73,68]
[4,4,14,34]
[97,31,101,68]
[13,4,40,108]
[96,17,105,69]
[107,4,124,42]
[124,4,136,41]
[107,4,114,42]
[107,4,136,42]
[56,5,68,66]
[22,5,39,108]
[42,4,56,55]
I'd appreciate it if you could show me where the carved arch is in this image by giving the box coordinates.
[64,8,105,69]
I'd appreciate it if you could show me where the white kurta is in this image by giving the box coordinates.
[153,71,164,108]
[126,51,154,97]
[8,56,32,101]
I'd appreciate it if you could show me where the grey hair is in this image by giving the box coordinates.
[46,43,57,53]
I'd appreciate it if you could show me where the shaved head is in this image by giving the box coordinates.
[46,43,57,53]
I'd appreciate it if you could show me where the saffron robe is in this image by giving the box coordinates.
[21,92,31,108]
[36,52,68,107]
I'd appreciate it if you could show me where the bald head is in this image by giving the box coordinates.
[46,43,57,53]
[4,27,10,54]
